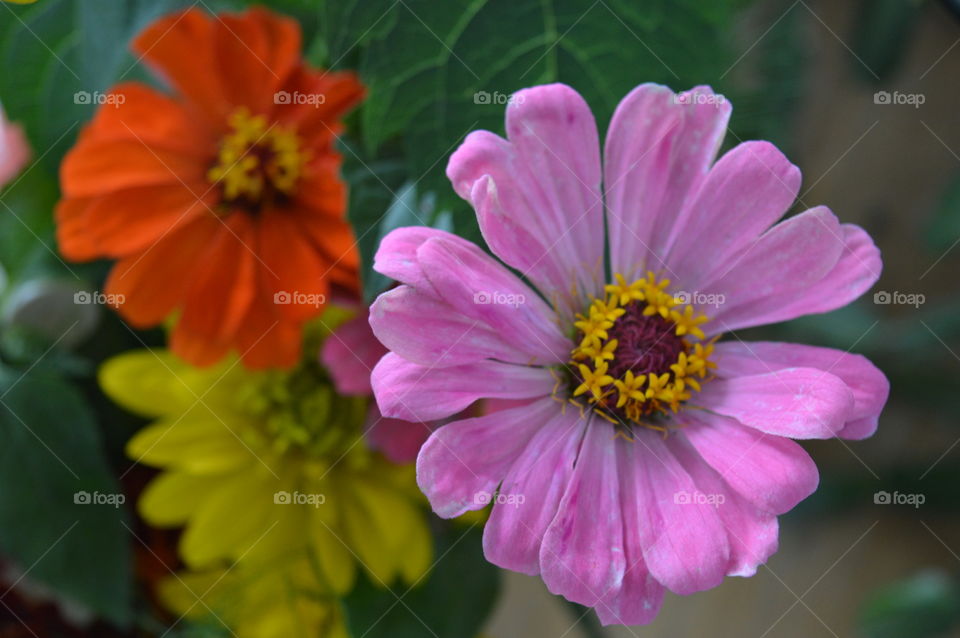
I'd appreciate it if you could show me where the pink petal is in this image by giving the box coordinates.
[447,84,605,311]
[595,542,664,626]
[625,429,729,595]
[320,312,385,395]
[369,286,529,366]
[706,222,881,333]
[667,433,779,577]
[713,341,889,439]
[416,236,569,364]
[665,141,801,289]
[416,397,558,518]
[372,352,555,422]
[365,403,433,464]
[465,173,570,311]
[0,113,30,188]
[695,367,855,439]
[374,226,476,295]
[483,408,587,574]
[604,84,730,280]
[701,206,843,327]
[681,412,819,515]
[540,422,626,608]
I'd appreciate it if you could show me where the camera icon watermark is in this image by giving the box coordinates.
[674,490,725,508]
[873,290,924,308]
[673,290,725,308]
[74,490,126,508]
[273,490,326,507]
[674,91,726,107]
[74,290,125,307]
[74,91,126,108]
[474,490,525,508]
[273,291,326,308]
[873,90,924,108]
[874,490,924,508]
[473,290,525,308]
[274,90,326,107]
[473,90,524,106]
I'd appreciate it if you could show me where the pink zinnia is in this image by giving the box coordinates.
[321,307,436,463]
[369,83,889,625]
[0,105,29,188]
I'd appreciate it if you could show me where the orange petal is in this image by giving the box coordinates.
[60,138,207,198]
[276,67,365,140]
[83,185,216,259]
[255,206,330,322]
[55,197,99,262]
[213,7,301,114]
[293,197,360,274]
[105,215,221,328]
[173,212,257,352]
[294,155,347,218]
[85,82,216,157]
[131,8,227,125]
[233,293,302,369]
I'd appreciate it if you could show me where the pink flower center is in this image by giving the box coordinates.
[606,308,684,381]
[566,272,717,429]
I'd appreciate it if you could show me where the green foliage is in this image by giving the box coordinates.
[0,365,132,625]
[343,524,500,638]
[851,0,924,83]
[860,570,960,638]
[324,0,741,227]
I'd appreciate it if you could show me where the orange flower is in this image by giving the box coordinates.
[56,7,365,369]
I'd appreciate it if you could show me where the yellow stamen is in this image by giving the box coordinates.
[566,272,716,430]
[207,107,307,204]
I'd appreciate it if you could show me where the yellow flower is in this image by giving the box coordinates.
[101,336,432,599]
[158,554,348,638]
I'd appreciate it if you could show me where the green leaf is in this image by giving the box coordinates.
[0,365,132,625]
[851,0,923,83]
[860,569,960,638]
[362,181,451,301]
[925,173,960,254]
[0,166,59,279]
[343,524,500,638]
[322,0,755,239]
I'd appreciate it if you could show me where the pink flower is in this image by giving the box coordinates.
[369,83,889,625]
[321,309,434,463]
[0,107,29,188]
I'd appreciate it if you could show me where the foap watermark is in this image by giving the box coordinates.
[74,290,125,307]
[674,91,726,107]
[473,90,524,106]
[874,490,924,508]
[74,91,126,108]
[674,290,725,308]
[874,90,925,108]
[274,90,326,107]
[674,490,725,508]
[274,490,326,507]
[474,490,525,508]
[74,490,125,508]
[473,290,525,307]
[274,291,326,308]
[873,290,924,308]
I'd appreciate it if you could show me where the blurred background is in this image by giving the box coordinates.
[0,0,959,637]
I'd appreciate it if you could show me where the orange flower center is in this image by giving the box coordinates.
[207,107,308,209]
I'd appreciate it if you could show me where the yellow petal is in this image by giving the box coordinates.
[138,471,217,527]
[99,349,246,418]
[179,469,278,568]
[125,413,254,474]
[340,475,431,585]
[308,511,357,594]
